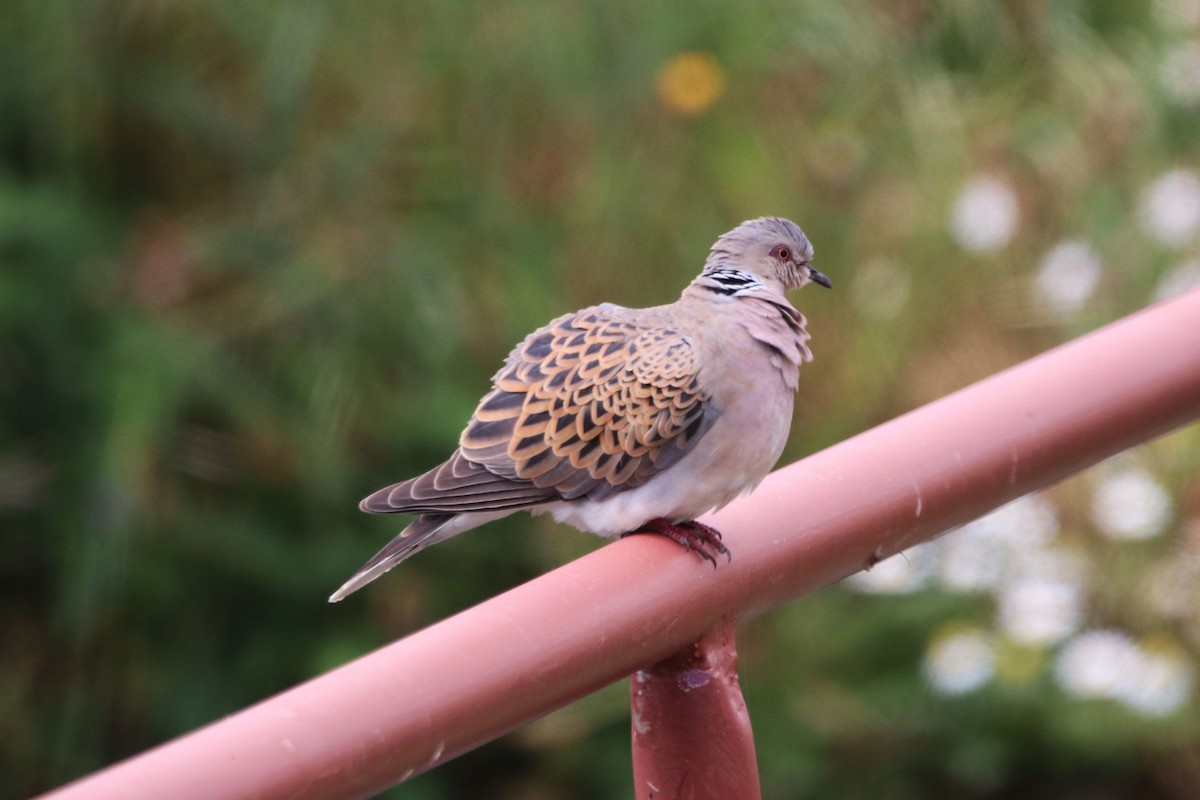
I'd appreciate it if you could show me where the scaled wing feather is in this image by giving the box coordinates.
[460,304,715,502]
[361,305,715,515]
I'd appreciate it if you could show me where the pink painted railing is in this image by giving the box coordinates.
[38,288,1200,800]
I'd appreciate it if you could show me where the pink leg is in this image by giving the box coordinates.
[623,518,732,567]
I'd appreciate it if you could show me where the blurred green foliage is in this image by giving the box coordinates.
[3,1,1199,798]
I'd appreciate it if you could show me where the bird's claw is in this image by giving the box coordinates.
[625,518,732,568]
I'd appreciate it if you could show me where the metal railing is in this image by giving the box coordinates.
[39,288,1200,800]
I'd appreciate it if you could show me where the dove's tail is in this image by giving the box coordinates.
[328,510,510,602]
[329,514,453,602]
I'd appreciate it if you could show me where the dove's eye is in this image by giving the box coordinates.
[770,245,791,261]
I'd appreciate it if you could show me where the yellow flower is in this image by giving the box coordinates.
[656,52,726,116]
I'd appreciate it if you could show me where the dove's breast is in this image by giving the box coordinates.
[540,304,800,537]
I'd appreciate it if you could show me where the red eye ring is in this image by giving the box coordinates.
[771,245,792,261]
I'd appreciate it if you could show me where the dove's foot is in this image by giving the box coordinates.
[624,518,732,568]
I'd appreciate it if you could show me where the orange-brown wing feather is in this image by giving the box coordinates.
[459,304,715,502]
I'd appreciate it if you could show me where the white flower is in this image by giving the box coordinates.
[1138,169,1200,247]
[951,176,1019,252]
[936,496,1062,592]
[1055,629,1142,698]
[974,495,1059,549]
[1035,241,1102,315]
[924,628,996,694]
[1154,258,1200,301]
[1161,42,1200,106]
[846,549,932,594]
[937,530,1006,592]
[1114,645,1195,716]
[1057,631,1196,716]
[997,577,1082,645]
[1091,467,1173,541]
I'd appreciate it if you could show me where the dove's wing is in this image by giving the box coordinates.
[359,303,717,515]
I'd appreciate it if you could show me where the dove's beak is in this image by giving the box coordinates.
[808,266,832,289]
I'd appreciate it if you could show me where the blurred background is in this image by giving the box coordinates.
[3,1,1200,798]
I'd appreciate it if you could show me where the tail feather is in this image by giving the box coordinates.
[359,451,556,515]
[328,510,510,602]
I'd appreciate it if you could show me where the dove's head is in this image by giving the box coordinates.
[700,217,830,294]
